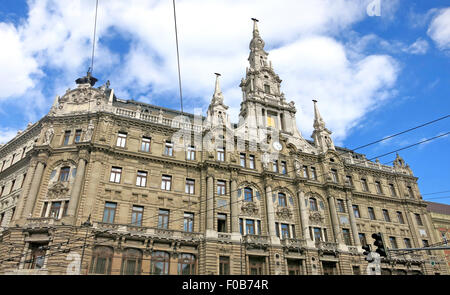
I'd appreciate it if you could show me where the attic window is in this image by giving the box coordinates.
[330,158,335,162]
[264,84,270,93]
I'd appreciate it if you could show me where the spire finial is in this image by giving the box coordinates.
[212,73,224,104]
[313,99,325,129]
[251,18,259,35]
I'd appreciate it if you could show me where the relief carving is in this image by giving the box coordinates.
[240,201,259,216]
[47,182,69,200]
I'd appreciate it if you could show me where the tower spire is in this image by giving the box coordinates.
[212,73,224,104]
[311,99,335,153]
[312,99,325,130]
[251,18,259,36]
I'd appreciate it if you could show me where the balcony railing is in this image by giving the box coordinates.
[24,217,57,228]
[243,234,270,247]
[281,238,307,250]
[92,222,203,242]
[315,241,339,253]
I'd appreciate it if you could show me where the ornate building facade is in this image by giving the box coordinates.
[0,20,448,275]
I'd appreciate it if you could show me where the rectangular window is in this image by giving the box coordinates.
[102,202,117,223]
[249,155,255,169]
[217,180,226,195]
[375,181,383,194]
[217,147,225,161]
[74,129,82,143]
[368,207,376,220]
[407,186,414,198]
[278,194,287,207]
[50,202,61,218]
[218,214,227,233]
[281,161,287,175]
[186,146,195,160]
[184,212,194,232]
[116,132,127,148]
[246,220,255,235]
[264,84,270,93]
[346,175,353,186]
[389,184,396,197]
[63,130,71,145]
[244,188,253,202]
[415,213,423,226]
[272,160,278,173]
[359,233,367,246]
[41,202,48,217]
[267,114,276,128]
[404,238,412,248]
[136,171,147,187]
[9,179,16,194]
[158,209,169,229]
[382,209,391,222]
[423,240,431,255]
[161,175,172,191]
[0,186,4,197]
[257,220,261,235]
[275,222,280,238]
[337,199,345,213]
[361,178,369,192]
[313,227,322,242]
[141,137,151,152]
[302,166,309,178]
[331,169,338,183]
[59,167,70,182]
[109,167,122,183]
[131,206,144,226]
[164,141,173,156]
[389,237,398,249]
[397,211,405,224]
[281,224,290,239]
[239,218,243,234]
[185,179,195,194]
[21,173,27,188]
[240,153,246,167]
[219,256,230,275]
[343,229,352,245]
[1,160,6,172]
[352,205,360,218]
[310,167,317,180]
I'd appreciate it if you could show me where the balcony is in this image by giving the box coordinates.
[92,222,203,244]
[315,241,339,255]
[24,217,58,230]
[243,234,270,249]
[281,238,307,251]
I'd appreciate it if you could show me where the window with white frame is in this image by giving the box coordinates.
[186,146,195,160]
[136,171,147,187]
[110,167,122,183]
[164,141,173,156]
[141,137,151,152]
[116,132,127,148]
[185,179,195,194]
[161,175,172,191]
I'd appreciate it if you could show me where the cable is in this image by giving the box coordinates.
[352,114,449,152]
[422,190,450,196]
[172,0,183,114]
[367,132,449,161]
[1,120,447,265]
[89,0,99,74]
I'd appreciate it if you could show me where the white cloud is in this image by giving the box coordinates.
[0,0,401,144]
[0,23,40,99]
[428,7,450,50]
[404,38,429,55]
[0,127,20,145]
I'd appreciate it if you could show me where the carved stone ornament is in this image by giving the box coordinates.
[240,201,259,216]
[43,126,54,145]
[276,207,293,220]
[47,182,70,200]
[83,120,95,142]
[309,211,324,224]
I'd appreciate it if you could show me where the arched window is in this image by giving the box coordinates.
[150,251,170,275]
[178,253,196,275]
[121,248,142,275]
[244,187,253,202]
[309,198,318,211]
[89,246,113,275]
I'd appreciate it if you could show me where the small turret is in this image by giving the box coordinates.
[311,100,335,153]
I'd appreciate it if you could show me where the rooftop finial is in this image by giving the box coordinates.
[251,18,259,35]
[213,73,224,104]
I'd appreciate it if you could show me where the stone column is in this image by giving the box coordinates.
[66,152,88,220]
[206,175,216,238]
[297,185,312,243]
[22,156,46,219]
[327,194,344,246]
[230,179,240,239]
[345,195,361,247]
[265,182,279,244]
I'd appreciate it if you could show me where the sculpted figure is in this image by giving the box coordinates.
[43,125,54,145]
[83,120,94,142]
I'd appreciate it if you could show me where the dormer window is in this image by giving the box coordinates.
[264,84,270,93]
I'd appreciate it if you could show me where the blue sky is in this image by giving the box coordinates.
[0,0,449,204]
